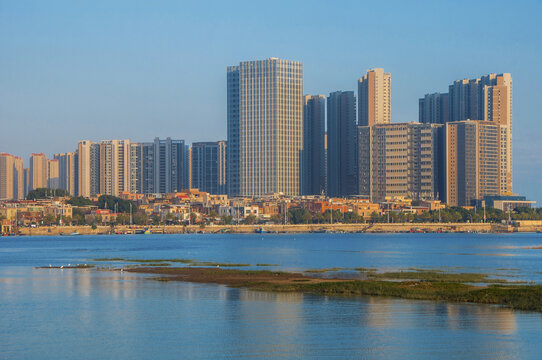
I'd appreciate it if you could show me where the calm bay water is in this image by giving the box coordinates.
[1,233,542,359]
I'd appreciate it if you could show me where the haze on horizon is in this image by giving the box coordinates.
[1,0,541,203]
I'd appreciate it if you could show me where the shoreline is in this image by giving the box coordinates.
[121,266,542,312]
[9,222,542,236]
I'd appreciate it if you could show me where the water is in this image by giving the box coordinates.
[1,233,542,359]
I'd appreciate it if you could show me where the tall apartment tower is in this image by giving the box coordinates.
[302,95,326,195]
[448,73,513,194]
[327,91,357,197]
[419,93,449,124]
[227,58,303,197]
[47,159,60,189]
[54,152,77,195]
[99,140,131,197]
[358,68,391,127]
[129,142,154,194]
[0,153,24,200]
[445,120,500,206]
[358,122,443,203]
[78,141,100,197]
[29,153,48,191]
[191,141,227,194]
[153,137,188,193]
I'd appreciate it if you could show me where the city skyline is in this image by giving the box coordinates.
[1,1,540,203]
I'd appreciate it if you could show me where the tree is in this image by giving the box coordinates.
[189,212,198,224]
[288,208,312,224]
[27,188,69,200]
[244,214,257,225]
[67,196,93,207]
[42,214,56,226]
[97,195,137,213]
[221,215,233,225]
[270,214,283,224]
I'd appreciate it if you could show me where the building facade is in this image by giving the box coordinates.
[191,141,227,194]
[302,95,326,195]
[227,57,303,197]
[358,68,391,127]
[444,120,500,206]
[358,122,443,203]
[327,91,357,197]
[99,140,131,197]
[78,141,100,197]
[47,159,60,190]
[419,92,449,124]
[54,152,77,196]
[153,137,188,193]
[0,153,24,200]
[29,153,48,191]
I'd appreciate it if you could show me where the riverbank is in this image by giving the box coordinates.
[11,221,542,236]
[123,266,542,312]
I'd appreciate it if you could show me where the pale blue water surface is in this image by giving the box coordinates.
[1,233,542,359]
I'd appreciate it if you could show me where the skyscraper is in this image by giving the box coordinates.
[302,95,326,195]
[29,153,48,191]
[99,140,131,196]
[54,152,77,195]
[0,153,24,200]
[358,122,443,203]
[448,73,513,194]
[445,120,500,206]
[130,142,154,194]
[358,68,391,127]
[78,140,100,197]
[191,141,227,194]
[327,91,357,197]
[47,159,60,189]
[153,137,188,193]
[419,92,449,124]
[227,58,303,197]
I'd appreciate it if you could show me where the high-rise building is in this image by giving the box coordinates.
[419,92,449,124]
[29,153,48,191]
[191,141,227,194]
[78,141,100,197]
[448,73,512,194]
[227,58,303,197]
[327,91,357,197]
[444,120,500,206]
[99,140,131,196]
[358,122,443,203]
[0,153,24,200]
[54,152,77,195]
[153,137,188,193]
[129,142,154,194]
[47,159,60,190]
[358,68,391,127]
[302,95,326,195]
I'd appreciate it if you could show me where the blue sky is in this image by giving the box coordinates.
[1,0,541,203]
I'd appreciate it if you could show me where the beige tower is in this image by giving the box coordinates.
[358,122,442,203]
[99,140,131,196]
[358,68,391,126]
[445,120,500,206]
[78,140,100,197]
[47,159,60,189]
[484,73,512,195]
[0,153,24,200]
[29,153,48,191]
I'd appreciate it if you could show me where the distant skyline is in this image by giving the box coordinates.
[1,0,541,203]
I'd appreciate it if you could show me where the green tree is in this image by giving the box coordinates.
[221,215,233,225]
[244,214,257,225]
[97,195,137,213]
[67,196,93,207]
[27,188,69,200]
[288,208,312,224]
[42,214,57,226]
[189,212,198,224]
